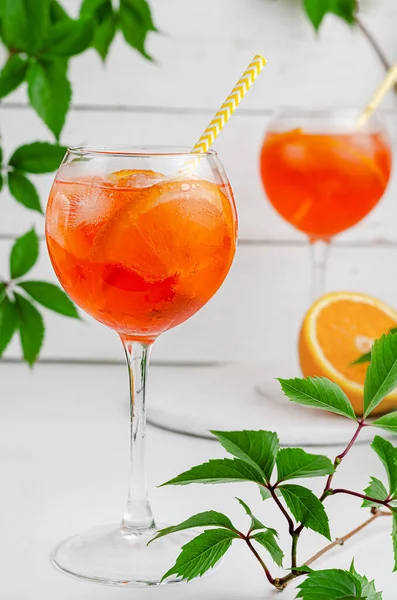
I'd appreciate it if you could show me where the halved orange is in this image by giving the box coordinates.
[299,292,397,416]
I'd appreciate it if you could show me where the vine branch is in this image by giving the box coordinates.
[245,537,275,587]
[331,488,391,506]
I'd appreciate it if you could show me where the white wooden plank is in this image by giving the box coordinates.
[2,0,397,110]
[2,106,397,244]
[1,239,397,363]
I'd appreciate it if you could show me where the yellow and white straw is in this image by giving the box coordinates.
[358,60,397,128]
[192,54,267,154]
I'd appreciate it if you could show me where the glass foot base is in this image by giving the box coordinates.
[52,523,196,587]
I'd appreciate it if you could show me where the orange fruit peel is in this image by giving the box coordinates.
[299,292,397,416]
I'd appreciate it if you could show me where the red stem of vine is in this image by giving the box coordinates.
[246,418,392,591]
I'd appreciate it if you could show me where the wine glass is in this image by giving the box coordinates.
[260,108,392,299]
[45,147,237,586]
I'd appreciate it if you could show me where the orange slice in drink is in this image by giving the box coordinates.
[92,179,236,282]
[299,292,397,416]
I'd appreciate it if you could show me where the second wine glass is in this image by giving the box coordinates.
[260,108,392,299]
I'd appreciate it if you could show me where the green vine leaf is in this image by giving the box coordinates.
[296,567,369,599]
[2,0,50,54]
[278,376,357,420]
[161,529,238,582]
[361,477,388,508]
[210,430,279,482]
[276,448,334,483]
[161,458,265,487]
[14,292,45,366]
[80,0,116,61]
[350,560,383,599]
[0,295,18,357]
[364,333,397,417]
[50,0,70,23]
[351,351,372,366]
[41,17,94,57]
[279,484,331,540]
[119,0,157,60]
[149,511,236,545]
[10,229,39,280]
[371,436,397,498]
[252,530,284,568]
[235,497,267,532]
[303,0,356,32]
[18,281,80,319]
[392,509,397,572]
[259,486,272,501]
[7,171,42,213]
[372,411,397,435]
[9,142,67,174]
[0,54,28,99]
[27,58,72,140]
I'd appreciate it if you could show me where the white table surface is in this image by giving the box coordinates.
[1,361,395,599]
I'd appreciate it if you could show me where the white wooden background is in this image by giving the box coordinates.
[1,0,397,367]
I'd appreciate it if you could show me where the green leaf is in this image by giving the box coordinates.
[350,559,383,599]
[210,430,279,482]
[373,411,397,435]
[162,528,237,582]
[303,0,327,30]
[279,484,331,540]
[0,295,18,356]
[18,281,79,318]
[392,509,397,572]
[296,568,363,599]
[362,477,388,508]
[79,0,107,16]
[27,58,71,140]
[364,333,397,417]
[41,17,94,56]
[2,0,50,54]
[80,0,116,61]
[371,435,397,498]
[303,0,355,32]
[0,54,28,99]
[259,486,272,501]
[278,376,356,420]
[276,448,334,483]
[0,173,3,193]
[14,293,44,366]
[252,530,284,568]
[9,142,66,174]
[161,458,265,487]
[235,497,267,532]
[8,171,42,213]
[93,9,116,60]
[149,511,236,545]
[50,0,70,23]
[119,0,156,60]
[10,229,39,279]
[351,351,372,366]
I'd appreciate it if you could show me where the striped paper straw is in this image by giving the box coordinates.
[358,60,397,128]
[192,54,267,154]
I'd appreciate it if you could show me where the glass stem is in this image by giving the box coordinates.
[120,337,155,534]
[310,239,330,301]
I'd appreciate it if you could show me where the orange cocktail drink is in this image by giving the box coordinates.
[46,166,237,341]
[260,127,392,241]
